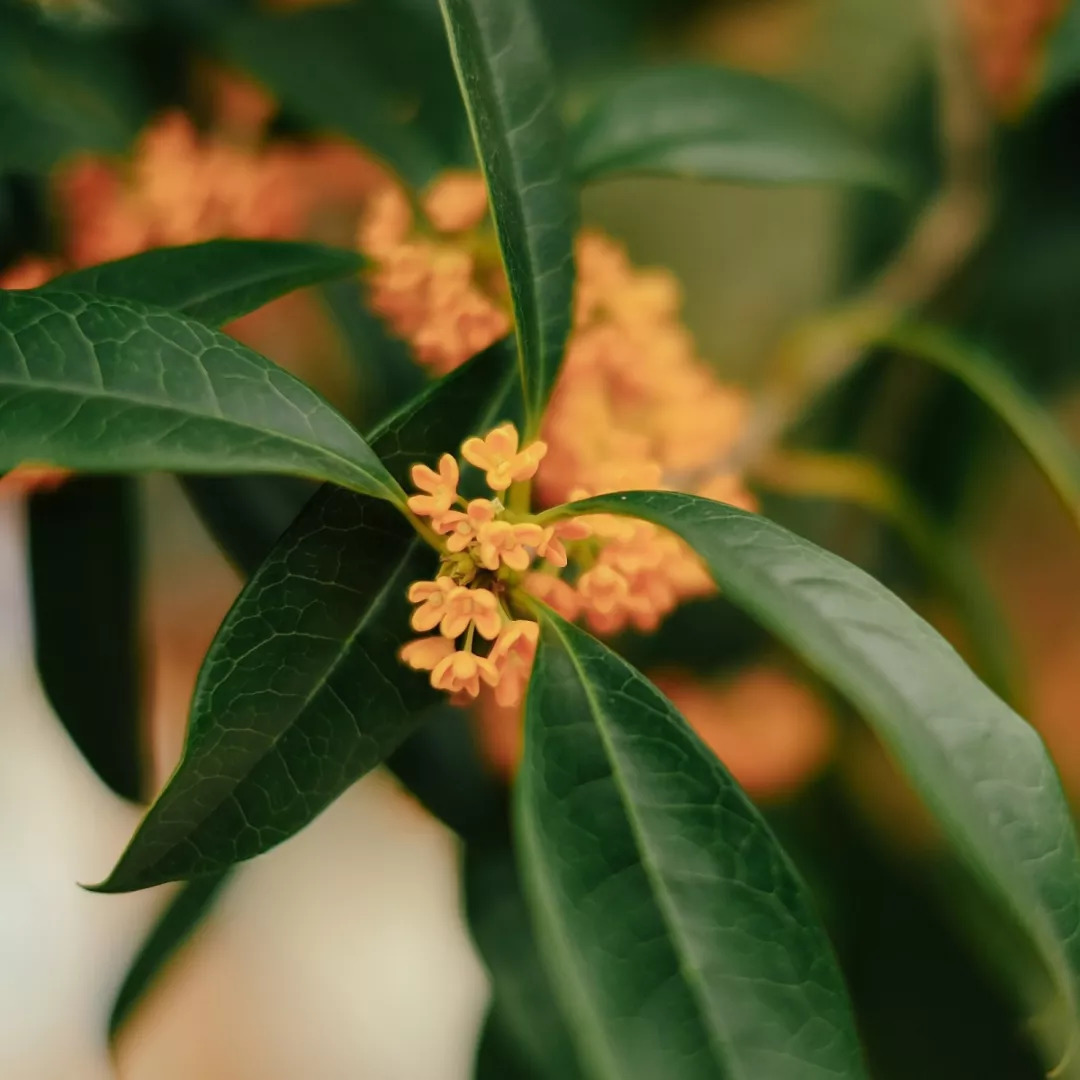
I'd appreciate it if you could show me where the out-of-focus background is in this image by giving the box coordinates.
[2,0,1080,1076]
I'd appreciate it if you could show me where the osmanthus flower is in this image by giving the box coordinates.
[399,423,585,706]
[406,454,460,521]
[358,172,758,638]
[461,423,547,492]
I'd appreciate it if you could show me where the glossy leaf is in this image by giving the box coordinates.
[47,241,363,329]
[516,609,866,1080]
[29,476,143,801]
[93,343,515,891]
[754,450,1022,705]
[569,65,899,191]
[438,0,578,426]
[555,490,1080,1065]
[0,290,401,503]
[884,325,1080,536]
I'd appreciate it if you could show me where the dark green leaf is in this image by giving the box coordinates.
[1040,4,1080,106]
[30,475,142,801]
[215,4,447,186]
[0,9,146,172]
[516,609,866,1080]
[93,343,515,891]
[438,0,579,426]
[0,290,401,503]
[569,65,900,192]
[754,450,1022,705]
[556,490,1080,1068]
[180,474,316,577]
[109,872,232,1036]
[467,842,585,1080]
[47,241,363,329]
[883,325,1080,537]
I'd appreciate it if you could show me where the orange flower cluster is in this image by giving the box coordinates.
[361,173,755,637]
[400,423,587,707]
[356,172,511,373]
[1,69,385,289]
[957,0,1066,114]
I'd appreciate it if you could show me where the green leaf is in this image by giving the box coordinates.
[0,290,401,503]
[109,872,232,1036]
[754,449,1023,705]
[0,8,146,172]
[215,3,447,186]
[467,842,585,1080]
[47,241,363,329]
[93,342,515,891]
[1039,3,1080,106]
[438,0,579,427]
[883,324,1080,538]
[30,475,143,801]
[569,65,900,192]
[555,490,1080,1069]
[516,609,866,1080]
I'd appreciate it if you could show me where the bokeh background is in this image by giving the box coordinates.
[2,0,1079,1077]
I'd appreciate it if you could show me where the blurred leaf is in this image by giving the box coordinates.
[108,871,231,1035]
[569,65,900,192]
[42,239,357,577]
[214,2,451,185]
[0,7,146,172]
[555,491,1080,1070]
[516,609,867,1080]
[93,342,515,891]
[48,240,363,327]
[1041,3,1080,106]
[754,449,1022,705]
[883,325,1080,536]
[0,290,401,502]
[438,0,579,428]
[467,842,585,1080]
[180,473,315,576]
[29,475,142,800]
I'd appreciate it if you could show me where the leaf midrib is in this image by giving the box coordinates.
[125,529,424,882]
[543,615,738,1075]
[438,0,533,413]
[0,376,393,498]
[588,495,1079,1022]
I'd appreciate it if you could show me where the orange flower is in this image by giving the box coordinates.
[358,185,413,257]
[431,650,500,698]
[440,586,502,640]
[577,564,630,616]
[407,453,460,520]
[399,636,457,672]
[407,577,458,633]
[534,519,590,568]
[0,465,73,499]
[436,498,497,553]
[475,520,544,572]
[461,424,547,492]
[489,620,539,707]
[0,257,63,291]
[421,171,490,233]
[524,572,581,621]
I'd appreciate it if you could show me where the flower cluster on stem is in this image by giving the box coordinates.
[400,423,587,707]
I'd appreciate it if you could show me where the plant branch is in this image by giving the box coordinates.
[717,0,995,476]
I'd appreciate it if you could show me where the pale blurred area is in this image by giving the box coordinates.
[0,485,488,1080]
